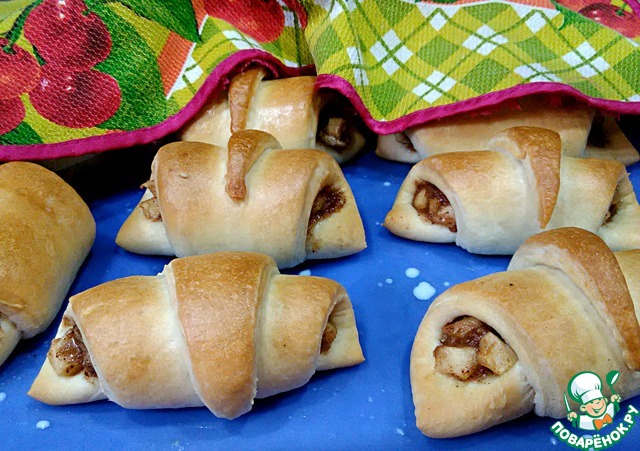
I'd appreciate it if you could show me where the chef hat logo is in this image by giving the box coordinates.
[569,371,604,404]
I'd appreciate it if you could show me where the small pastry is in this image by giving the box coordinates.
[116,130,366,268]
[180,67,367,163]
[0,162,95,366]
[384,126,640,254]
[411,227,640,438]
[29,252,365,419]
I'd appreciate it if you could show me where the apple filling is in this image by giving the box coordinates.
[434,316,517,382]
[413,181,457,232]
[139,180,162,222]
[308,185,346,233]
[603,186,621,225]
[316,97,359,153]
[48,317,96,379]
[321,320,338,354]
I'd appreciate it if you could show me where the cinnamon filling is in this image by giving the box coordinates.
[603,187,621,225]
[139,180,162,221]
[396,132,417,153]
[308,186,346,232]
[321,321,338,354]
[587,112,609,148]
[48,321,97,379]
[413,181,457,232]
[434,316,517,382]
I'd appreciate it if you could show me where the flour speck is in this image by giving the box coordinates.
[298,269,311,276]
[383,181,391,187]
[385,278,393,284]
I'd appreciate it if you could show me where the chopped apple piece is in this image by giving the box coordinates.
[477,331,517,375]
[434,345,478,381]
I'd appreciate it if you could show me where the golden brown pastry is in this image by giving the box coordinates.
[29,252,365,419]
[116,130,366,268]
[411,227,640,438]
[0,162,95,366]
[384,126,640,254]
[180,67,366,163]
[376,96,638,165]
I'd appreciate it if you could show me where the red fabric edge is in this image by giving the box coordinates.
[317,75,640,135]
[3,44,640,160]
[0,50,315,162]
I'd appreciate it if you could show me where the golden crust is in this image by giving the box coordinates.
[385,127,640,254]
[376,95,594,163]
[411,228,640,438]
[510,227,640,370]
[0,162,95,349]
[228,67,268,134]
[487,127,561,228]
[225,130,282,201]
[179,75,364,163]
[28,252,364,418]
[118,140,365,268]
[170,253,276,419]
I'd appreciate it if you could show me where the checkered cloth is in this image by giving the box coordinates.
[0,0,638,159]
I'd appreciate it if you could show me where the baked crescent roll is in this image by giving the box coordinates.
[411,227,640,438]
[376,96,595,163]
[180,67,366,163]
[0,162,95,366]
[116,130,366,268]
[376,96,639,166]
[384,126,640,254]
[29,252,365,419]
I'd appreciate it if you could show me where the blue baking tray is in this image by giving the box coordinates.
[1,134,639,450]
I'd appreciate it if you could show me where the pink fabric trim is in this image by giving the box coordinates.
[317,75,640,135]
[623,0,640,18]
[0,50,314,162]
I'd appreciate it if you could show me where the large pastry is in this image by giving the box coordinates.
[28,252,365,419]
[411,227,640,438]
[116,130,366,268]
[384,126,640,254]
[180,67,367,163]
[376,96,638,165]
[0,162,95,366]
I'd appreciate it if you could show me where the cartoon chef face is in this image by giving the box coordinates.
[580,396,608,418]
[569,371,609,418]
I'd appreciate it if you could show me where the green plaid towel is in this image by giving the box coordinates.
[0,0,638,159]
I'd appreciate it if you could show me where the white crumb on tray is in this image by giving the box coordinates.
[405,267,420,278]
[368,397,373,403]
[298,269,311,276]
[413,282,436,301]
[0,392,5,401]
[383,181,391,186]
[36,420,50,430]
[385,278,393,284]
[443,281,450,287]
[377,282,383,287]
[396,427,405,436]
